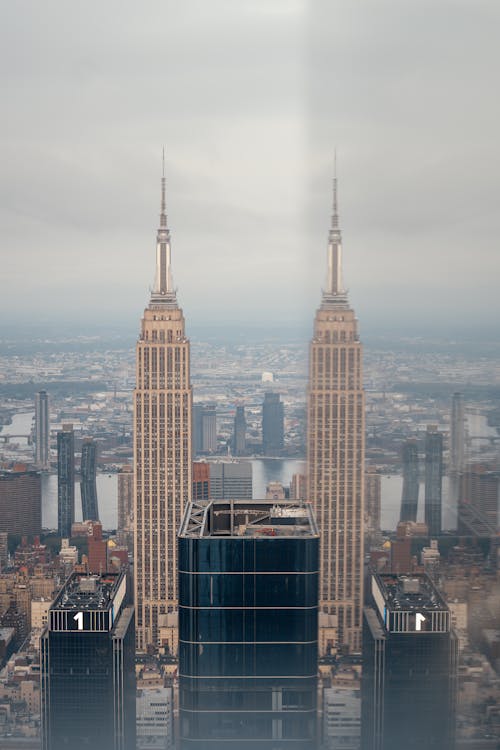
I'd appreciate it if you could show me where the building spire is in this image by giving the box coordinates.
[322,153,348,307]
[150,151,177,307]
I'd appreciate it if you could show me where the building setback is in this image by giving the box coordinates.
[362,573,457,750]
[306,170,365,652]
[178,499,319,749]
[0,470,41,537]
[40,571,135,750]
[134,166,192,651]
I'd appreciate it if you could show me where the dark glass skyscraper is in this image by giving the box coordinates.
[178,499,319,749]
[362,573,457,750]
[400,438,419,522]
[232,404,247,455]
[424,426,443,536]
[57,423,74,538]
[41,571,135,750]
[262,392,284,455]
[81,437,99,521]
[35,389,50,469]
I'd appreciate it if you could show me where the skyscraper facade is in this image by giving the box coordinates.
[362,573,457,750]
[450,392,465,474]
[41,571,135,750]
[208,460,252,500]
[232,404,247,455]
[262,391,284,455]
[364,465,381,539]
[57,423,74,539]
[400,438,419,522]
[0,470,42,536]
[193,403,217,454]
[134,168,192,651]
[80,437,99,521]
[425,426,443,537]
[117,465,134,551]
[34,390,50,469]
[306,173,365,652]
[179,499,319,749]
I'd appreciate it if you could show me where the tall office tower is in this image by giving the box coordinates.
[179,499,319,749]
[57,423,75,538]
[193,403,217,454]
[208,460,252,499]
[0,470,42,536]
[262,391,284,455]
[450,392,465,473]
[459,462,499,529]
[41,571,135,750]
[290,472,307,501]
[117,465,134,551]
[306,172,365,652]
[192,461,210,500]
[364,465,381,539]
[80,437,99,521]
[34,390,50,469]
[425,426,443,537]
[400,438,419,522]
[232,404,247,455]
[0,532,8,570]
[134,168,192,651]
[362,573,457,750]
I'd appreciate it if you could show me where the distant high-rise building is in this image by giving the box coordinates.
[57,424,74,539]
[362,573,457,750]
[0,470,41,537]
[232,404,247,455]
[307,169,365,652]
[179,499,319,749]
[0,532,8,570]
[450,392,465,474]
[365,465,381,538]
[41,571,135,750]
[80,437,99,521]
[290,472,307,501]
[34,390,50,470]
[425,426,443,537]
[400,439,419,522]
[262,392,284,455]
[208,460,252,500]
[193,403,217,454]
[459,462,499,530]
[192,461,210,500]
[134,166,192,651]
[117,465,133,551]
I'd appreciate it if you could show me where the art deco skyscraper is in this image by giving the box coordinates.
[307,170,365,652]
[134,165,192,651]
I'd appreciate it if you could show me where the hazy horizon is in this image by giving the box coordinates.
[2,1,499,334]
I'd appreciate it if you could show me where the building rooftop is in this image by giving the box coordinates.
[375,573,448,612]
[51,572,123,612]
[179,499,319,539]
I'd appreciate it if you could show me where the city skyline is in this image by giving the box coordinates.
[2,2,500,335]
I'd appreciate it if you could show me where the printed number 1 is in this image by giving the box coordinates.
[415,613,426,631]
[73,611,83,630]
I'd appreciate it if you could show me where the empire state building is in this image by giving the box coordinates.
[134,165,192,651]
[307,170,365,653]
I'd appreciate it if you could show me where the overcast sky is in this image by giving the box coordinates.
[2,1,499,337]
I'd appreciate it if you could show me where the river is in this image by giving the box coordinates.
[0,411,496,533]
